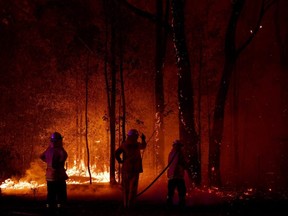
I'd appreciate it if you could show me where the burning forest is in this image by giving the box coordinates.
[1,0,288,212]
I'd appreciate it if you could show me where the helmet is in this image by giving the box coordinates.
[173,140,183,147]
[50,132,63,142]
[127,129,139,137]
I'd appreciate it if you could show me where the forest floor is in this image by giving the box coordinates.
[1,179,288,216]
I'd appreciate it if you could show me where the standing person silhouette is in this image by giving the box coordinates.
[115,129,146,208]
[166,140,188,208]
[40,132,68,213]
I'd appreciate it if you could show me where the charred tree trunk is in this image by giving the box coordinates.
[76,94,80,168]
[109,0,117,185]
[171,0,201,186]
[103,0,117,184]
[232,67,240,185]
[119,48,126,142]
[103,11,111,183]
[208,0,274,187]
[119,2,126,142]
[274,0,288,187]
[154,0,169,172]
[208,0,244,188]
[85,55,92,184]
[274,0,288,70]
[208,61,236,187]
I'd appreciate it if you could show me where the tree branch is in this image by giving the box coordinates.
[120,0,172,32]
[121,0,156,21]
[236,0,277,56]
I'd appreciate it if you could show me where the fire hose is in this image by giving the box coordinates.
[136,150,179,197]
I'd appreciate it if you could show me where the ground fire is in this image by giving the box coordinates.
[0,160,110,193]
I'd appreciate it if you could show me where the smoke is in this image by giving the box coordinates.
[22,160,46,184]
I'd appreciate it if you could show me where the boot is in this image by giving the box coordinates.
[166,196,173,207]
[179,197,186,209]
[56,203,64,215]
[45,203,55,216]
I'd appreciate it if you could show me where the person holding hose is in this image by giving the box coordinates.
[166,139,188,208]
[115,129,146,208]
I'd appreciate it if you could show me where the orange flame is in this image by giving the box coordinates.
[0,160,110,191]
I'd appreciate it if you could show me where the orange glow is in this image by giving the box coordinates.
[0,179,45,190]
[66,160,110,183]
[0,160,110,192]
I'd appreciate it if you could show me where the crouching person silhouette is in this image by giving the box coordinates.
[115,129,147,208]
[40,132,68,214]
[167,140,188,208]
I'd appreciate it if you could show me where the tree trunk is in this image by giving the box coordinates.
[208,60,236,187]
[118,13,125,184]
[208,0,245,187]
[171,0,201,186]
[208,0,276,188]
[232,67,240,186]
[85,54,92,184]
[154,0,169,172]
[119,1,126,143]
[109,0,117,184]
[103,0,117,184]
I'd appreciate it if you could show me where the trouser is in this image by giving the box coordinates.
[122,172,139,208]
[46,180,67,207]
[167,178,186,206]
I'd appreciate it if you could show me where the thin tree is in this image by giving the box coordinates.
[77,36,98,184]
[154,0,170,172]
[120,0,172,173]
[208,0,277,187]
[119,51,126,143]
[118,0,126,143]
[85,54,92,184]
[103,0,119,184]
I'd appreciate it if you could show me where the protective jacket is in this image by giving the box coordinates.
[167,148,186,179]
[115,137,146,173]
[40,143,68,181]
